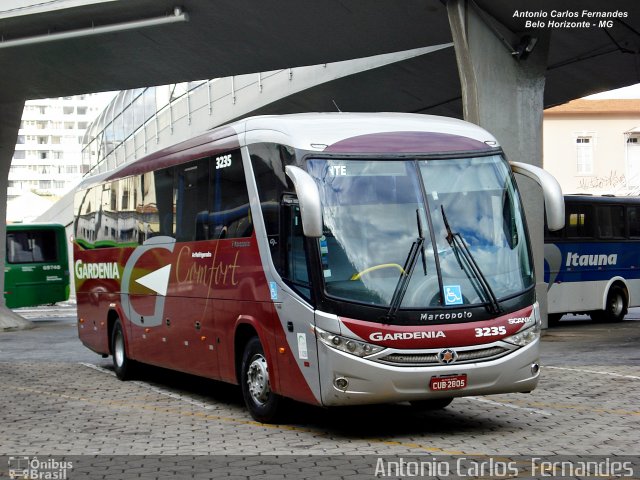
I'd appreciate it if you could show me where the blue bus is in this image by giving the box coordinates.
[544,194,640,325]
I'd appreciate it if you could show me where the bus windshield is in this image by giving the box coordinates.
[307,155,534,311]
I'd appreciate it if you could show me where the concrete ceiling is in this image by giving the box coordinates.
[0,0,638,112]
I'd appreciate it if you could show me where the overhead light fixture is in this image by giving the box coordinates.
[0,6,188,49]
[512,35,538,60]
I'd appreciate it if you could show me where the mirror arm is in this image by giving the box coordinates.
[285,166,323,237]
[510,161,565,231]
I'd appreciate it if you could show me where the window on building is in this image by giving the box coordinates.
[63,107,74,115]
[576,136,593,175]
[13,151,25,160]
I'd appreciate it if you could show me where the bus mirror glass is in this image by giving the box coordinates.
[510,161,565,231]
[285,165,323,238]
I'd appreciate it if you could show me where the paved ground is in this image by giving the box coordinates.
[0,303,638,479]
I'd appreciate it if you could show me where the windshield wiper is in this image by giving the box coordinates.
[385,210,425,322]
[440,205,501,315]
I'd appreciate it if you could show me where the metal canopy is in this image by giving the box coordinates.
[0,0,638,111]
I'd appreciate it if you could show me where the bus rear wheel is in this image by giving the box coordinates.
[240,337,282,423]
[590,285,627,323]
[112,319,136,380]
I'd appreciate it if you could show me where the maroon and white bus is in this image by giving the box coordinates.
[74,113,564,422]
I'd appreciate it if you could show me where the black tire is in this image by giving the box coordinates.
[111,319,135,380]
[410,398,453,410]
[240,336,282,423]
[590,285,627,323]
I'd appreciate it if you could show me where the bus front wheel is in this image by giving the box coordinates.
[112,319,136,380]
[591,285,627,323]
[240,337,282,423]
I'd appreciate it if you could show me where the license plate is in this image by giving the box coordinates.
[430,374,467,391]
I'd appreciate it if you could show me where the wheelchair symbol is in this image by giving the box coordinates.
[444,285,463,305]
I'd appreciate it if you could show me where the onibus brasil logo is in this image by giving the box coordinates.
[8,456,73,479]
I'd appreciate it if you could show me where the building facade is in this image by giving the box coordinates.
[543,99,640,195]
[10,94,113,201]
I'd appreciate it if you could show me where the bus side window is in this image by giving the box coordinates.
[7,231,57,264]
[596,205,624,239]
[209,150,253,239]
[175,158,209,242]
[629,206,640,238]
[7,233,30,263]
[565,204,593,239]
[144,167,176,239]
[282,201,312,302]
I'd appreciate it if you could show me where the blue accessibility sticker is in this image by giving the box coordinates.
[269,281,278,301]
[444,285,463,305]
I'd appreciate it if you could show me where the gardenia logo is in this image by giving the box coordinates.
[370,330,446,342]
[74,260,120,280]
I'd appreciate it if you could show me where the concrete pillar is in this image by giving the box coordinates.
[0,100,33,331]
[447,0,552,326]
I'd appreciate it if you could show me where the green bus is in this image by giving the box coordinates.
[4,223,70,308]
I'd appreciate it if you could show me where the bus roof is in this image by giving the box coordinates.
[243,113,499,151]
[6,223,66,230]
[78,113,500,189]
[564,194,640,205]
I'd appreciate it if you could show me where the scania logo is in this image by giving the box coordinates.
[437,348,458,364]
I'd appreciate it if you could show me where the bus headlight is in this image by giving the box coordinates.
[315,327,384,358]
[503,302,541,347]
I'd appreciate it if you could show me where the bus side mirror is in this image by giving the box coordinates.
[285,166,323,238]
[510,162,565,231]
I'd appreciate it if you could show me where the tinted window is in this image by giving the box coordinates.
[143,167,176,239]
[7,230,58,264]
[176,158,210,242]
[249,143,296,271]
[629,206,640,238]
[565,204,594,238]
[208,149,252,239]
[596,205,624,239]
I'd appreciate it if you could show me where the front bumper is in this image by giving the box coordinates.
[318,340,540,406]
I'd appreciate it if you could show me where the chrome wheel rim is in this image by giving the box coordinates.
[114,330,125,367]
[246,354,270,405]
[610,294,624,316]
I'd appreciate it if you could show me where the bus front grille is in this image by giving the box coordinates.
[376,346,510,366]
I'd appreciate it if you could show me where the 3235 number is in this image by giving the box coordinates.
[475,326,506,337]
[216,154,232,169]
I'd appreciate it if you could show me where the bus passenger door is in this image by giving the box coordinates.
[275,197,322,405]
